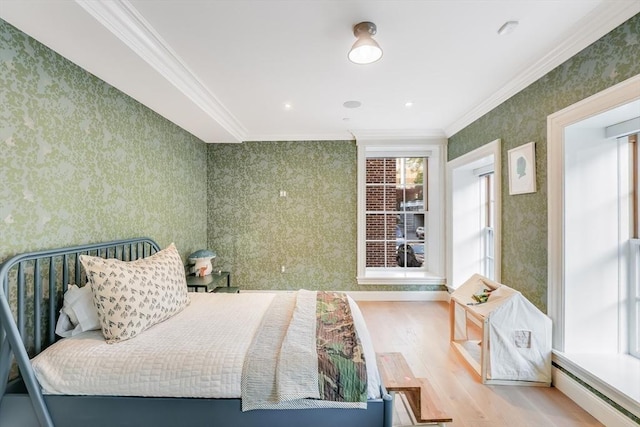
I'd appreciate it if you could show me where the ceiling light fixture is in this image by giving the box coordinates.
[348,21,383,65]
[497,20,519,36]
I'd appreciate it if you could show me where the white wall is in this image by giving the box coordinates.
[449,164,483,287]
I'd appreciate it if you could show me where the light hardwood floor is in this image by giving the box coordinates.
[357,301,604,427]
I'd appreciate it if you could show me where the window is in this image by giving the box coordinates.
[356,139,445,285]
[446,139,501,289]
[480,172,495,280]
[629,133,639,359]
[559,121,638,357]
[547,77,640,421]
[365,157,425,269]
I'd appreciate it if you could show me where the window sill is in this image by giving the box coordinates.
[357,269,445,285]
[552,351,640,418]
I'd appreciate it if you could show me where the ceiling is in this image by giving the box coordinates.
[1,1,639,143]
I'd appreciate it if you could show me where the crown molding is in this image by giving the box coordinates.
[242,132,356,143]
[350,129,447,141]
[75,0,247,142]
[72,0,639,143]
[243,129,447,143]
[444,1,640,138]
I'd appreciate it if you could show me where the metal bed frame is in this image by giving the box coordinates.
[0,237,393,427]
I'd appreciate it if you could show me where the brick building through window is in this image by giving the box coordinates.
[365,157,426,268]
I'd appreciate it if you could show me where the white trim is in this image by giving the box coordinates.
[553,352,640,419]
[351,129,447,141]
[630,239,640,358]
[243,132,355,142]
[75,0,247,142]
[472,164,494,176]
[240,289,450,302]
[446,139,502,289]
[552,366,639,427]
[547,73,640,351]
[346,291,449,302]
[605,117,640,139]
[445,1,640,137]
[356,276,446,286]
[356,138,447,285]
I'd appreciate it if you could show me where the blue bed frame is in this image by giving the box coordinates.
[0,238,393,427]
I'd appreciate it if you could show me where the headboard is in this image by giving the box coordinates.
[0,237,160,425]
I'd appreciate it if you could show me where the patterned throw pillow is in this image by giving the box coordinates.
[80,243,190,343]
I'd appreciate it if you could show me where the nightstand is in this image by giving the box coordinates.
[186,271,232,292]
[212,285,239,293]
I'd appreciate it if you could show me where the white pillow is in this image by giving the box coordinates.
[80,243,190,343]
[55,284,101,337]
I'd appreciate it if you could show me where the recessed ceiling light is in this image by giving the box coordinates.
[405,101,414,108]
[283,103,292,110]
[343,100,362,109]
[497,20,519,36]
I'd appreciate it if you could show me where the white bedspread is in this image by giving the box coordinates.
[242,290,369,411]
[31,292,381,400]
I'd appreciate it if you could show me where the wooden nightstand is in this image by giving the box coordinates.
[186,271,233,292]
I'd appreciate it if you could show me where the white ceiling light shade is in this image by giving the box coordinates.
[348,21,383,64]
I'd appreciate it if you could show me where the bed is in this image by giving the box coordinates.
[0,237,393,427]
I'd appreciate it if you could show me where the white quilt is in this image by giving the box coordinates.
[31,292,381,400]
[242,290,369,411]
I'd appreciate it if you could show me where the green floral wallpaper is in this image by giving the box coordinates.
[207,141,359,290]
[448,13,640,311]
[0,18,208,263]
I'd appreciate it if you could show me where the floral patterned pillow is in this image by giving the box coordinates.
[80,243,190,343]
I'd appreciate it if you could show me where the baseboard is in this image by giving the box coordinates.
[552,367,638,427]
[242,290,451,302]
[346,291,450,302]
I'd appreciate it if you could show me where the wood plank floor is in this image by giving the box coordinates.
[357,301,604,427]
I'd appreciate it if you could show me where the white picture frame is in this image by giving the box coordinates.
[508,142,536,195]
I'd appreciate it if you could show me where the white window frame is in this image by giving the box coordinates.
[630,238,640,359]
[479,171,496,280]
[628,133,639,359]
[445,139,501,289]
[549,76,640,352]
[547,75,640,421]
[356,137,446,285]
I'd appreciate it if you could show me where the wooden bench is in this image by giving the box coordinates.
[376,352,452,426]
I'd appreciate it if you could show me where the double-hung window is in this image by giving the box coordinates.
[356,139,445,285]
[479,172,495,280]
[629,133,639,359]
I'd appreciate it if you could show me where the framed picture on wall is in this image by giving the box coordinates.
[508,142,536,195]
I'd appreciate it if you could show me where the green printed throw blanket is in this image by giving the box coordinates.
[316,291,367,403]
[241,290,367,411]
